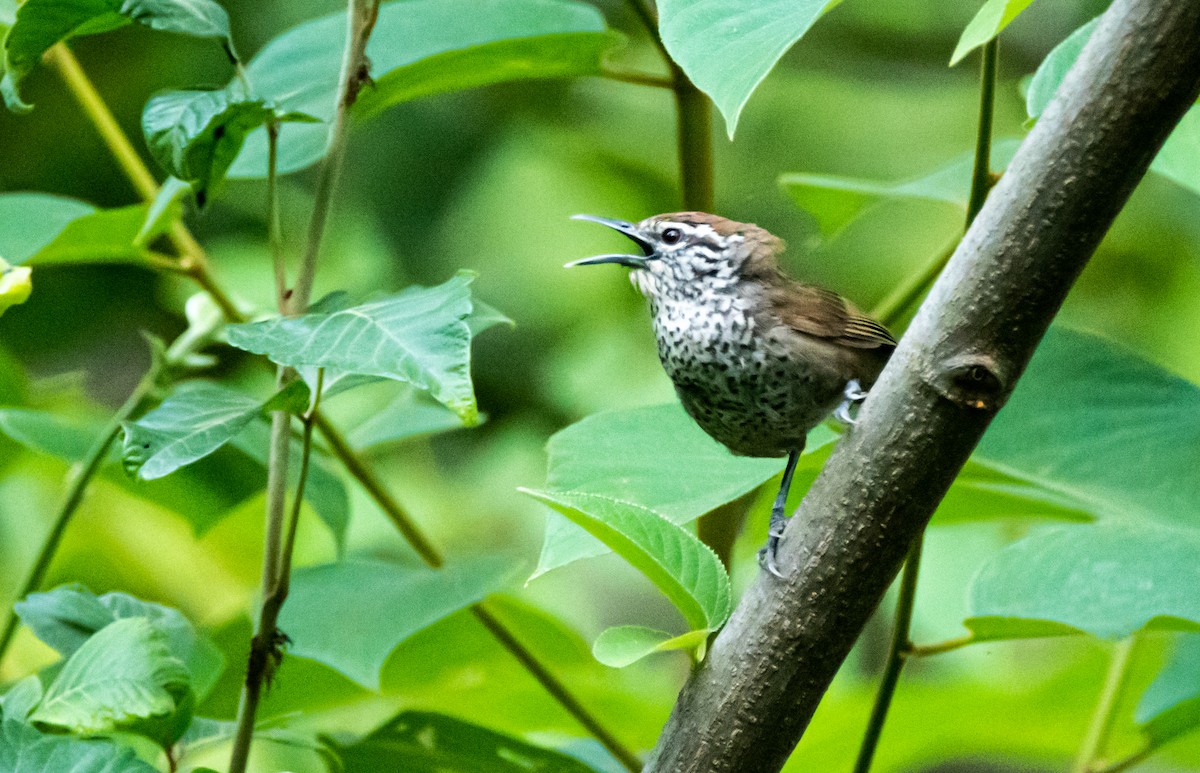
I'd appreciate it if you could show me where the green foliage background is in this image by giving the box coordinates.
[1,0,1199,770]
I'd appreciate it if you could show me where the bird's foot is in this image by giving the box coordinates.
[757,506,789,579]
[834,378,869,426]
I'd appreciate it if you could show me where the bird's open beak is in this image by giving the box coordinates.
[566,214,656,268]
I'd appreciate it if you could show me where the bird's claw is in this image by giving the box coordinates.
[834,378,869,426]
[758,540,785,579]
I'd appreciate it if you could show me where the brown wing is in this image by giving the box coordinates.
[770,282,896,350]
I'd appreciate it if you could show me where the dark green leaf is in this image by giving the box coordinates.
[658,0,841,138]
[0,193,95,262]
[0,720,159,772]
[229,0,618,176]
[22,205,155,266]
[226,272,487,423]
[2,0,232,112]
[31,617,193,744]
[278,556,522,689]
[1137,634,1200,745]
[122,381,307,480]
[142,87,272,205]
[966,522,1200,641]
[15,586,224,701]
[338,711,602,773]
[950,0,1036,66]
[522,488,731,635]
[977,327,1200,527]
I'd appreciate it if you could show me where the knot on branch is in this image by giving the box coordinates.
[933,353,1007,412]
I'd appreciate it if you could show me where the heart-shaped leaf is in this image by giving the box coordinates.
[658,0,842,138]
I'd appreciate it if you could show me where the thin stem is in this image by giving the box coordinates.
[853,37,999,773]
[870,240,958,327]
[1091,743,1156,773]
[470,604,643,773]
[620,0,669,63]
[673,74,714,212]
[907,633,974,658]
[852,536,922,773]
[598,65,675,89]
[1072,637,1140,773]
[0,364,160,667]
[54,25,640,768]
[266,119,288,309]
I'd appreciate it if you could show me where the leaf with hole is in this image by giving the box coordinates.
[658,0,842,139]
[0,719,159,772]
[337,710,601,772]
[226,272,489,424]
[950,0,1036,66]
[30,617,193,745]
[229,0,620,176]
[15,585,224,701]
[122,380,308,480]
[1,0,233,112]
[965,522,1200,642]
[278,556,522,689]
[522,488,731,639]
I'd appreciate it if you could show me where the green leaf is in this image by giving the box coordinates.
[142,88,272,206]
[134,177,191,246]
[1137,634,1200,745]
[521,488,731,634]
[977,327,1200,527]
[0,676,43,722]
[1025,17,1097,120]
[31,617,192,744]
[0,258,31,315]
[933,456,1091,525]
[592,626,708,668]
[337,710,601,773]
[2,0,232,112]
[122,381,307,480]
[346,388,470,451]
[0,193,95,262]
[534,402,832,575]
[0,407,102,461]
[23,205,155,266]
[658,0,841,139]
[0,720,159,772]
[226,272,488,424]
[779,139,1021,236]
[229,0,618,177]
[277,557,521,689]
[950,0,1036,66]
[965,522,1200,641]
[15,586,224,701]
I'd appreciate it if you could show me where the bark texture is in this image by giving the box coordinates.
[645,1,1200,770]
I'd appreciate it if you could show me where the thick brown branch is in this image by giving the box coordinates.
[645,1,1200,770]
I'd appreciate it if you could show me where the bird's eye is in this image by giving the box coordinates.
[661,227,683,245]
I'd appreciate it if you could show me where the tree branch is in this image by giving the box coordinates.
[644,2,1200,770]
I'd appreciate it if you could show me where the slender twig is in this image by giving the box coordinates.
[907,634,974,658]
[0,365,161,667]
[266,118,288,309]
[870,240,958,328]
[1072,637,1140,773]
[851,536,922,773]
[852,37,999,773]
[50,24,642,770]
[599,65,674,90]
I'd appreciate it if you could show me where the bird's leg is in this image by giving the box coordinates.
[833,378,869,426]
[758,447,802,579]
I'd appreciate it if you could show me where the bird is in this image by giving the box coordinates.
[567,212,896,577]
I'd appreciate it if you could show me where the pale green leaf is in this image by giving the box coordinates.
[658,0,842,138]
[592,625,708,668]
[0,676,43,722]
[229,0,618,177]
[135,177,192,246]
[346,388,469,451]
[0,720,159,773]
[0,193,95,262]
[0,259,31,315]
[31,617,192,743]
[278,557,522,689]
[1025,17,1097,120]
[0,407,103,461]
[522,488,731,633]
[950,0,1036,66]
[15,585,224,701]
[226,272,487,423]
[337,710,600,772]
[966,522,1200,641]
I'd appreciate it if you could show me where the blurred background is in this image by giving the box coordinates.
[3,0,1199,770]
